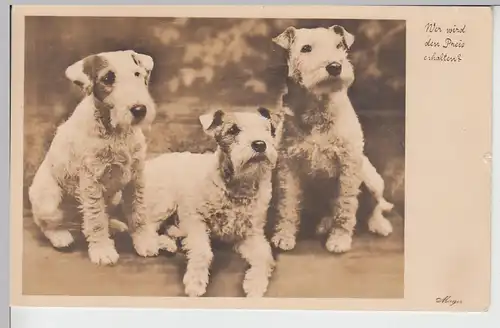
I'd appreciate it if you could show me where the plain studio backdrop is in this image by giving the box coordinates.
[22,17,406,298]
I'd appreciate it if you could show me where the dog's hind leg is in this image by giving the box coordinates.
[361,156,394,236]
[105,191,129,235]
[29,160,74,249]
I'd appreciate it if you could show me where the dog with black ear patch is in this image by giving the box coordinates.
[141,107,278,297]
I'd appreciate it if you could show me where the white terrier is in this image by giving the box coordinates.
[29,50,162,265]
[271,25,394,253]
[142,108,278,297]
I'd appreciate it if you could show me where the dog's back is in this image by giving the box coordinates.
[143,152,217,222]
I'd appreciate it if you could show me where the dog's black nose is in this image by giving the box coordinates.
[326,62,342,76]
[251,140,267,153]
[130,104,147,120]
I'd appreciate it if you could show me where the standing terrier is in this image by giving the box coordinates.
[142,108,278,297]
[270,25,394,253]
[29,50,161,265]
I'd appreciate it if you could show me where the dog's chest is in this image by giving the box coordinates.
[96,137,141,194]
[283,127,342,178]
[201,195,257,242]
[282,106,364,178]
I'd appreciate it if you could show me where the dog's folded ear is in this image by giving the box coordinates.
[257,107,272,120]
[329,25,355,50]
[273,26,296,49]
[65,55,94,93]
[128,51,154,73]
[199,109,225,135]
[257,107,281,138]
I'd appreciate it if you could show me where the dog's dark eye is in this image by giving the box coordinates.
[101,71,116,85]
[301,45,312,53]
[134,72,141,77]
[227,124,241,136]
[270,124,276,138]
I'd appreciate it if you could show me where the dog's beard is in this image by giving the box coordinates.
[231,150,275,180]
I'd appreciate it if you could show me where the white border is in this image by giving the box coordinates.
[7,3,499,328]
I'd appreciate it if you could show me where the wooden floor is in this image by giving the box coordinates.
[22,210,404,298]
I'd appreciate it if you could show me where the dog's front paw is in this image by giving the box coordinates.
[132,231,161,257]
[271,231,296,251]
[325,228,352,253]
[183,269,209,297]
[88,241,119,265]
[243,269,270,297]
[45,229,75,249]
[158,235,178,253]
[368,215,393,237]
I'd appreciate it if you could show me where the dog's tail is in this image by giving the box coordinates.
[109,218,128,234]
[362,156,394,212]
[378,197,395,212]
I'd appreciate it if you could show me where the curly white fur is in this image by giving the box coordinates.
[271,26,394,253]
[29,50,161,265]
[142,109,278,297]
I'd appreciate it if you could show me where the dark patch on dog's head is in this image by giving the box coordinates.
[130,52,153,86]
[206,109,225,131]
[81,55,109,82]
[131,53,141,66]
[204,112,236,182]
[330,25,355,50]
[257,107,276,138]
[273,26,296,50]
[65,54,107,95]
[215,117,242,149]
[200,109,235,148]
[68,55,113,129]
[257,107,271,120]
[81,55,116,103]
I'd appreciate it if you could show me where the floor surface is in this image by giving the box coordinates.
[22,209,404,298]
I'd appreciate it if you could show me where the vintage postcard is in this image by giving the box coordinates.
[10,5,492,311]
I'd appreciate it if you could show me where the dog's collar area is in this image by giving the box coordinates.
[211,154,265,201]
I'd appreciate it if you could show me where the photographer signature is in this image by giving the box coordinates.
[436,296,463,306]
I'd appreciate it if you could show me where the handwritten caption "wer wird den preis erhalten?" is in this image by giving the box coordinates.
[424,23,466,63]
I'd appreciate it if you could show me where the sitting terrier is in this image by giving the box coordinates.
[142,107,278,297]
[270,25,394,253]
[29,50,163,265]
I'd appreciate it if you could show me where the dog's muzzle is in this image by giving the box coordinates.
[326,62,342,76]
[130,104,147,122]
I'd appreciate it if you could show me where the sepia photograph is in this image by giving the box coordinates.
[10,5,492,311]
[21,15,405,298]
